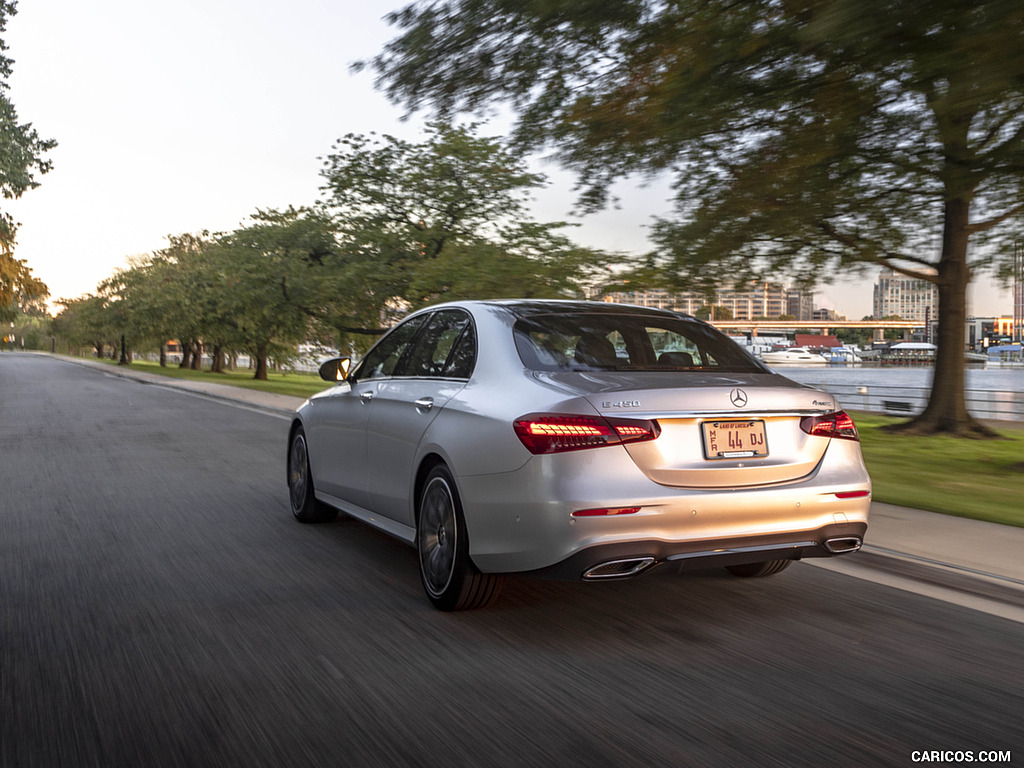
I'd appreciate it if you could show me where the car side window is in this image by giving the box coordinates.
[442,321,476,378]
[355,315,428,380]
[403,310,473,378]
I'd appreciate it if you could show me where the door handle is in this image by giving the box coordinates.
[414,397,434,410]
[360,391,375,403]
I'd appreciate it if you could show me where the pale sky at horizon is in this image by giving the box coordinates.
[4,0,1015,319]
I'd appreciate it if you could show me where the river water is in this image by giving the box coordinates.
[772,363,1024,421]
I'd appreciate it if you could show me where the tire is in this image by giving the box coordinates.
[417,465,502,611]
[288,426,338,523]
[725,559,793,578]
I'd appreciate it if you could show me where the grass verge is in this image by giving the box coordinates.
[94,357,330,399]
[851,411,1024,528]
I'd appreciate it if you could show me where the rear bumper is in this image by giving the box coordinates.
[458,438,871,575]
[518,521,867,581]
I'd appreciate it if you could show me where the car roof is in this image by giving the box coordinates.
[463,298,699,321]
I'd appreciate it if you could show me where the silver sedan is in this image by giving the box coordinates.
[287,300,871,610]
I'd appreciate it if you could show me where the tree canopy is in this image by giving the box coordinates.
[0,0,54,320]
[55,125,610,377]
[317,123,609,330]
[367,0,1024,436]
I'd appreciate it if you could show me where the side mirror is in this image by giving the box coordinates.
[318,357,352,383]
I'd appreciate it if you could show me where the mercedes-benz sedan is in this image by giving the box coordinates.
[287,300,870,610]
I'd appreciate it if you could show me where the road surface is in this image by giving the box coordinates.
[1,354,1021,767]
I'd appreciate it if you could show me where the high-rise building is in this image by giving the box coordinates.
[871,269,939,322]
[812,307,845,322]
[602,282,814,321]
[599,288,706,314]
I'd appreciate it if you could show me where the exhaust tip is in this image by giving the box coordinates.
[583,557,656,580]
[824,536,862,554]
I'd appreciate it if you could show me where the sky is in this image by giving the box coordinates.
[4,0,1016,319]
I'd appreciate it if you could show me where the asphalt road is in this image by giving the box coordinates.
[2,353,1021,768]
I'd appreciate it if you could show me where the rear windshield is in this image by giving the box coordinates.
[513,312,766,373]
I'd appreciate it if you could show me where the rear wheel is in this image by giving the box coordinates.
[725,559,793,578]
[417,465,502,611]
[288,426,338,523]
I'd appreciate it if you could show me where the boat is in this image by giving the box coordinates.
[760,347,829,365]
[825,346,864,364]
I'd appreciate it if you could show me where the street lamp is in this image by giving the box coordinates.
[1014,241,1023,345]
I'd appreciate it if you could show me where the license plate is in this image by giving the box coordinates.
[702,420,768,460]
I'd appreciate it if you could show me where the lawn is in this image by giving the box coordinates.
[97,357,331,399]
[851,411,1024,528]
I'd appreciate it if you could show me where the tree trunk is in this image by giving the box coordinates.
[210,344,224,373]
[191,341,203,371]
[118,334,129,366]
[159,343,167,367]
[180,340,192,369]
[253,343,269,380]
[889,197,995,437]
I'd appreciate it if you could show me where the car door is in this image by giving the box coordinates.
[306,314,428,510]
[365,309,476,526]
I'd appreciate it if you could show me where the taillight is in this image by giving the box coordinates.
[513,413,661,455]
[800,410,859,441]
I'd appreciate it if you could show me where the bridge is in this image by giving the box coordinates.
[706,319,923,337]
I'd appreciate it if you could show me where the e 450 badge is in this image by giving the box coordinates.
[602,400,642,408]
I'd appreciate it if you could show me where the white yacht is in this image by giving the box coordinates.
[760,347,830,365]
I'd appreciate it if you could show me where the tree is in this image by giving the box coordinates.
[368,0,1024,436]
[0,253,46,321]
[317,123,611,344]
[0,1,55,318]
[211,210,314,380]
[150,232,218,370]
[52,295,116,358]
[877,315,909,342]
[694,304,733,321]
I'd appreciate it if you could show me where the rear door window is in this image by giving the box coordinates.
[403,310,474,378]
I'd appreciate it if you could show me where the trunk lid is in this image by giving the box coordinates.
[536,371,840,488]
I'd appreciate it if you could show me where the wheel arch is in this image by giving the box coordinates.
[413,453,448,524]
[287,418,304,482]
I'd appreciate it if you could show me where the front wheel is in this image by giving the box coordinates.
[725,559,793,578]
[288,426,337,523]
[417,465,502,611]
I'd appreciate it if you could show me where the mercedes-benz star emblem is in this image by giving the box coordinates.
[730,388,748,407]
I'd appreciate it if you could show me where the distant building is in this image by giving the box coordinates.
[600,288,705,314]
[812,308,845,322]
[966,316,1015,349]
[787,287,815,321]
[603,281,814,321]
[872,269,939,323]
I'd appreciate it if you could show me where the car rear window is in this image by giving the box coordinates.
[513,312,765,373]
